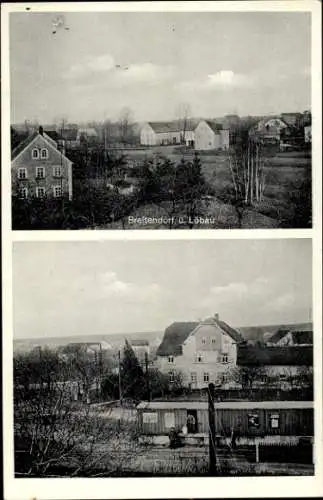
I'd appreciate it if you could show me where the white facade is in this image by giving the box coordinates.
[140,123,195,147]
[194,120,229,151]
[304,125,311,143]
[157,322,237,389]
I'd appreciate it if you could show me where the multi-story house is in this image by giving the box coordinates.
[11,126,73,200]
[156,314,244,389]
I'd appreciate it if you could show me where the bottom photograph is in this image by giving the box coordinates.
[12,238,314,477]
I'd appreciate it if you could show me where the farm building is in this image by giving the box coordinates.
[140,121,196,147]
[194,120,229,150]
[137,400,313,445]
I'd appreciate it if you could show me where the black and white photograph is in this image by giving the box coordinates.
[1,1,322,499]
[9,9,312,230]
[12,238,314,477]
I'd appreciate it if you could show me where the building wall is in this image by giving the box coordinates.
[157,324,237,389]
[140,124,157,146]
[12,134,73,200]
[304,125,311,143]
[194,121,219,150]
[220,129,230,149]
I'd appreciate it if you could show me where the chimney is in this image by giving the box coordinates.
[214,313,219,321]
[39,126,43,135]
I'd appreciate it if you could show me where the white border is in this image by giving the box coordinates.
[2,1,322,499]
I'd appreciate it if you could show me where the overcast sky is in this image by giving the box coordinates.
[10,11,311,124]
[13,239,312,339]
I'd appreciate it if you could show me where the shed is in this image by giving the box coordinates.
[137,400,313,442]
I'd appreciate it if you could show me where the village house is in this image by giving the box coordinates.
[237,344,313,388]
[130,339,150,366]
[156,314,244,389]
[194,120,230,150]
[249,116,289,143]
[11,126,73,200]
[266,328,313,347]
[140,121,196,147]
[76,127,99,144]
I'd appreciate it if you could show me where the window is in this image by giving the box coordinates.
[168,356,174,363]
[40,148,49,159]
[203,373,209,383]
[190,372,197,383]
[222,354,228,363]
[36,187,45,198]
[53,166,62,178]
[53,186,62,198]
[169,371,175,383]
[17,168,27,180]
[31,148,39,159]
[202,338,206,345]
[211,339,216,344]
[19,187,28,199]
[36,166,45,179]
[195,354,203,363]
[173,137,177,144]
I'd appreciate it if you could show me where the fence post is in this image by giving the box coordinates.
[208,383,217,475]
[255,440,260,463]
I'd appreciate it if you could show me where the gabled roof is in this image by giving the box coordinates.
[11,131,38,160]
[156,317,244,357]
[204,120,224,134]
[12,130,72,164]
[156,322,199,356]
[147,120,197,134]
[268,327,313,345]
[237,345,313,366]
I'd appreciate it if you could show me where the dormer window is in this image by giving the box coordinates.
[32,149,39,159]
[168,356,174,363]
[40,148,49,159]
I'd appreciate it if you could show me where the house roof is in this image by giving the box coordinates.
[131,340,149,347]
[268,327,313,345]
[77,127,98,137]
[12,130,72,164]
[44,130,64,142]
[238,322,313,343]
[156,317,244,357]
[61,129,78,141]
[147,120,198,134]
[137,400,313,411]
[204,120,224,134]
[11,131,38,160]
[237,345,313,366]
[156,322,199,356]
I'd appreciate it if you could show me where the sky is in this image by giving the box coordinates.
[13,239,312,340]
[10,11,311,124]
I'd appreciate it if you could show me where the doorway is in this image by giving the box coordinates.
[187,410,198,434]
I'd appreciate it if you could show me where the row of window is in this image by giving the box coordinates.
[17,166,62,180]
[32,148,49,160]
[19,186,63,199]
[167,354,229,364]
[168,371,210,383]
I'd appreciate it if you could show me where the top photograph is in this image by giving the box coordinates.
[9,10,312,230]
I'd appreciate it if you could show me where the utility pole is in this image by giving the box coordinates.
[118,350,122,407]
[145,352,151,402]
[208,382,217,475]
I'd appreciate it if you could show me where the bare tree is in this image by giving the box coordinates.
[118,107,134,144]
[176,102,191,145]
